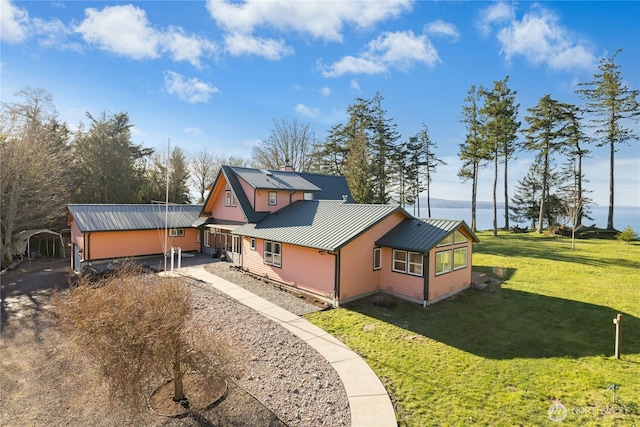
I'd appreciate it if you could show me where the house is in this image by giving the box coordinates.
[198,165,479,306]
[67,204,201,272]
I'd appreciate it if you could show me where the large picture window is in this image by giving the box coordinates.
[435,250,452,275]
[264,241,281,267]
[454,247,468,270]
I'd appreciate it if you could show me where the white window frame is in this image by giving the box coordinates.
[373,247,381,270]
[268,191,277,205]
[225,190,237,207]
[408,252,423,276]
[250,238,256,250]
[453,247,468,270]
[392,249,407,273]
[435,250,452,275]
[264,241,282,267]
[454,230,468,244]
[168,228,185,237]
[437,235,453,247]
[204,230,210,247]
[303,192,314,200]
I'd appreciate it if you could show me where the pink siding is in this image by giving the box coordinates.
[427,241,472,301]
[84,228,199,261]
[241,237,336,298]
[339,211,408,300]
[70,220,84,249]
[204,174,246,222]
[254,189,296,213]
[378,247,424,300]
[238,178,256,209]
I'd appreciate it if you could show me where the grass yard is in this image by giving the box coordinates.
[305,232,640,426]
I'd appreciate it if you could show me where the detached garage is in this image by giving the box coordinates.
[67,204,201,272]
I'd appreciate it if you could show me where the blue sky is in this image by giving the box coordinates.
[2,1,639,207]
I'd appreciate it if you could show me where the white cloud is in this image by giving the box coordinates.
[184,126,203,136]
[0,1,29,43]
[207,0,412,42]
[321,30,439,77]
[75,5,160,60]
[223,32,292,60]
[425,20,460,42]
[295,103,319,117]
[206,0,412,58]
[496,8,595,71]
[350,79,361,91]
[164,71,219,104]
[320,87,331,96]
[75,4,214,66]
[478,1,515,36]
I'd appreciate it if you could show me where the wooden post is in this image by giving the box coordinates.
[613,314,622,359]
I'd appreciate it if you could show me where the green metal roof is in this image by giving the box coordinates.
[68,204,202,232]
[375,218,479,252]
[234,201,405,251]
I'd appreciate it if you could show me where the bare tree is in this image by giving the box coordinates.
[55,266,233,415]
[189,148,217,204]
[1,88,71,263]
[252,118,317,171]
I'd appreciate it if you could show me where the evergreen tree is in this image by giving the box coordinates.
[509,160,544,229]
[71,112,153,203]
[479,76,521,236]
[415,124,446,218]
[369,92,400,204]
[576,49,640,229]
[458,85,490,231]
[521,95,569,233]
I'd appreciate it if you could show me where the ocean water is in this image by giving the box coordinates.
[416,206,640,232]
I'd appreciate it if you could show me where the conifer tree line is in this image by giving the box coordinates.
[2,50,637,258]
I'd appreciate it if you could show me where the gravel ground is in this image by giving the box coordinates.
[193,262,350,426]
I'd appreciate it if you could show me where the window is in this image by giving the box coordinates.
[250,238,256,250]
[454,230,468,244]
[264,241,281,267]
[373,248,381,270]
[204,230,210,247]
[392,250,423,276]
[168,228,184,237]
[408,252,423,276]
[437,235,452,247]
[268,191,277,205]
[225,190,237,207]
[435,250,452,275]
[392,250,407,273]
[454,247,468,270]
[303,192,314,200]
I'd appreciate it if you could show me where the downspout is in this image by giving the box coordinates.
[329,250,340,307]
[423,252,430,308]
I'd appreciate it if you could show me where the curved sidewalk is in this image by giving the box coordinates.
[184,264,397,427]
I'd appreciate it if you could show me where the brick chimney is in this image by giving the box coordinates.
[280,158,294,172]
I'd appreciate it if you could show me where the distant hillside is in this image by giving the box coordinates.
[412,198,505,210]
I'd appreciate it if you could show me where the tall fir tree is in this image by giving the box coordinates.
[576,49,640,229]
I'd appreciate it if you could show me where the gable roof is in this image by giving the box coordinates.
[202,165,354,224]
[68,204,202,232]
[234,200,406,251]
[375,218,479,252]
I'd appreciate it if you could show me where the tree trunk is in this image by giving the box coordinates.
[607,140,615,230]
[492,152,498,237]
[537,152,549,234]
[172,349,185,402]
[503,151,509,230]
[471,161,478,232]
[577,155,583,227]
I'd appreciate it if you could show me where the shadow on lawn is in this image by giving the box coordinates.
[346,285,640,360]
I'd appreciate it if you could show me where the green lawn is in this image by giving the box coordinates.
[305,232,640,426]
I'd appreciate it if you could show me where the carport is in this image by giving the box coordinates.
[11,229,66,260]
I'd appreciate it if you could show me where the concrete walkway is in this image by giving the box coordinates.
[182,264,397,427]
